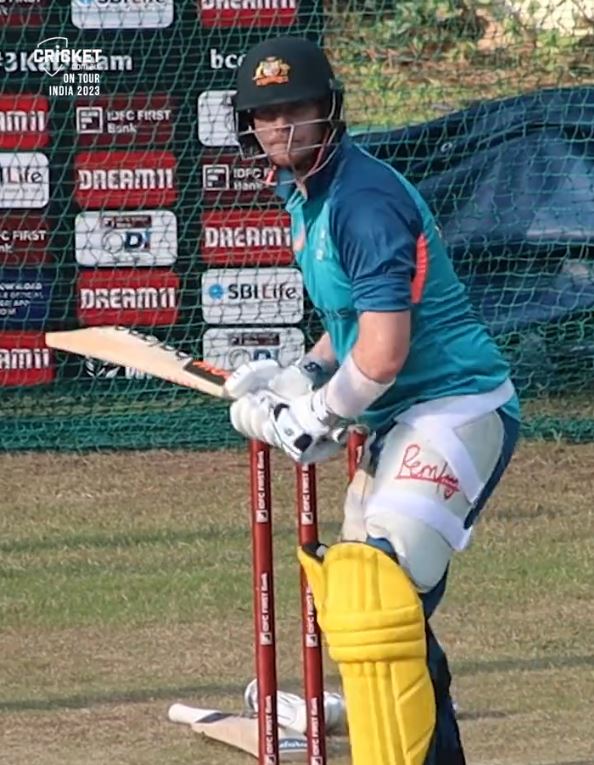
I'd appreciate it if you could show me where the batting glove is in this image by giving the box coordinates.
[223,357,333,401]
[229,389,281,447]
[271,389,349,464]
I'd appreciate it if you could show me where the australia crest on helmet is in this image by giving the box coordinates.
[253,57,290,87]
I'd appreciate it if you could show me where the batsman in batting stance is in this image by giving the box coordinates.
[223,36,521,765]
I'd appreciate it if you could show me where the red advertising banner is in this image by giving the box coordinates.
[0,213,50,265]
[75,94,176,147]
[198,0,297,27]
[200,151,275,205]
[201,209,293,266]
[0,95,49,150]
[75,151,177,209]
[0,331,54,386]
[77,268,180,326]
[0,0,48,27]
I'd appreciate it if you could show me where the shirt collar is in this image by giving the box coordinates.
[274,131,351,207]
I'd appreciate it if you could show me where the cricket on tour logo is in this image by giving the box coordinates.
[0,38,132,79]
[0,331,54,387]
[75,151,177,208]
[77,268,179,325]
[31,37,102,77]
[201,209,292,266]
[0,95,49,150]
[198,0,297,27]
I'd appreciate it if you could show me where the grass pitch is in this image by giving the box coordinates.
[1,441,593,764]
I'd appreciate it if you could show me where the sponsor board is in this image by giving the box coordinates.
[72,0,174,29]
[203,326,304,369]
[83,356,150,380]
[75,210,177,267]
[200,151,274,204]
[197,90,236,147]
[75,150,177,208]
[208,47,245,70]
[0,95,50,150]
[0,214,50,266]
[77,268,179,325]
[0,0,48,27]
[0,267,52,327]
[201,267,303,325]
[198,0,297,27]
[75,94,175,146]
[201,209,292,266]
[0,153,49,208]
[0,331,54,387]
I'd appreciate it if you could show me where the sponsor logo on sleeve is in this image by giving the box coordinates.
[0,0,48,27]
[75,94,175,146]
[72,0,174,29]
[201,267,303,325]
[75,150,177,208]
[0,267,52,327]
[77,267,179,325]
[203,326,304,369]
[200,151,273,205]
[0,95,49,150]
[0,331,54,386]
[201,209,292,266]
[0,214,49,266]
[197,90,236,147]
[198,0,297,27]
[75,210,177,267]
[0,153,49,208]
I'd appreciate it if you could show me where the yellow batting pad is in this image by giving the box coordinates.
[298,543,436,765]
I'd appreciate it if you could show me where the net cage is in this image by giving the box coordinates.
[0,0,592,450]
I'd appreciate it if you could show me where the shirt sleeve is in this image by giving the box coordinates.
[329,185,423,312]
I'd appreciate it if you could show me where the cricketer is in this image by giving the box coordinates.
[224,36,521,765]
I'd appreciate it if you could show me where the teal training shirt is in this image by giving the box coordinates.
[277,133,520,431]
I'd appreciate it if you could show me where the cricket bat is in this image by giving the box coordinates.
[167,703,308,761]
[45,326,230,397]
[45,325,347,444]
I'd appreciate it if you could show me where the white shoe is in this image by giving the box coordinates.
[243,678,347,735]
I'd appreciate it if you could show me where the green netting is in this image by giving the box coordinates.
[0,0,593,451]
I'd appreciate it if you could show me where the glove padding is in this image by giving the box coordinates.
[223,358,282,400]
[271,390,349,464]
[229,389,282,447]
[223,357,330,401]
[230,389,347,464]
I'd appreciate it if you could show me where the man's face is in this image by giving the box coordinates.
[252,100,326,170]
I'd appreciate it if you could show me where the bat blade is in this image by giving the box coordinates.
[168,703,308,761]
[45,326,229,398]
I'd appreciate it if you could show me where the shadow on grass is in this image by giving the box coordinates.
[2,654,593,714]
